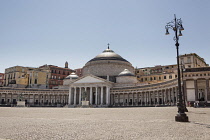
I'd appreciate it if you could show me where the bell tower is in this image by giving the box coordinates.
[65,61,68,68]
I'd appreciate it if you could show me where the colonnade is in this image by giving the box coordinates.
[0,91,69,106]
[68,86,110,106]
[111,87,178,106]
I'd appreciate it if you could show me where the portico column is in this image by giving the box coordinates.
[101,86,103,105]
[90,87,93,105]
[79,87,82,105]
[95,87,98,105]
[106,86,110,105]
[74,87,77,105]
[68,87,72,105]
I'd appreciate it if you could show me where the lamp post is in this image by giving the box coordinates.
[165,14,189,122]
[181,63,188,112]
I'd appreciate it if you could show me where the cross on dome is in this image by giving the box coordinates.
[107,43,110,49]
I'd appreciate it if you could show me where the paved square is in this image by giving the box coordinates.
[0,107,209,140]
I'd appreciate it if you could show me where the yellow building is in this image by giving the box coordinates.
[135,53,208,84]
[4,66,50,89]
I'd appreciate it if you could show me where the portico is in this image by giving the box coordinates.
[68,75,113,107]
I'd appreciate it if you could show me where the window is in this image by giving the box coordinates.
[150,77,153,81]
[181,58,184,64]
[188,65,191,68]
[35,79,37,84]
[145,78,147,81]
[169,75,172,79]
[175,75,177,78]
[159,77,161,80]
[164,76,166,79]
[141,78,143,82]
[51,70,54,73]
[154,77,156,80]
[58,71,60,74]
[187,57,191,63]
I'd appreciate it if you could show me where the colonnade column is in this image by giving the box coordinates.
[95,87,98,105]
[79,87,82,105]
[74,87,76,105]
[157,91,159,105]
[137,92,139,106]
[123,93,125,106]
[118,93,120,106]
[206,79,210,101]
[175,86,178,103]
[68,87,72,105]
[169,89,171,105]
[90,87,93,105]
[106,86,110,105]
[101,86,103,105]
[194,80,198,101]
[172,87,175,105]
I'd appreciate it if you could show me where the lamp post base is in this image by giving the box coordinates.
[175,113,189,122]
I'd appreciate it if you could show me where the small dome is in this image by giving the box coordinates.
[118,69,135,77]
[88,48,129,62]
[65,72,78,79]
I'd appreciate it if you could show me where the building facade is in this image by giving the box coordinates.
[39,64,74,89]
[0,48,210,107]
[0,73,4,87]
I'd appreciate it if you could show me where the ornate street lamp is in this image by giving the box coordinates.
[165,14,189,122]
[181,63,188,112]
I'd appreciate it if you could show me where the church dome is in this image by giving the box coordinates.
[82,45,135,81]
[88,48,129,63]
[65,72,78,79]
[118,69,135,77]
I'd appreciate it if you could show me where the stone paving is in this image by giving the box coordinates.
[0,107,209,140]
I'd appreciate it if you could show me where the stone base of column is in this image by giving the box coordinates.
[17,101,25,107]
[175,113,189,122]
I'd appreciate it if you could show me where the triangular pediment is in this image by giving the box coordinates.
[74,75,106,84]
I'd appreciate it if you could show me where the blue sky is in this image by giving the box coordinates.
[1,0,210,73]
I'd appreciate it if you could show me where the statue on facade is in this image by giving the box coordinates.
[82,91,87,101]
